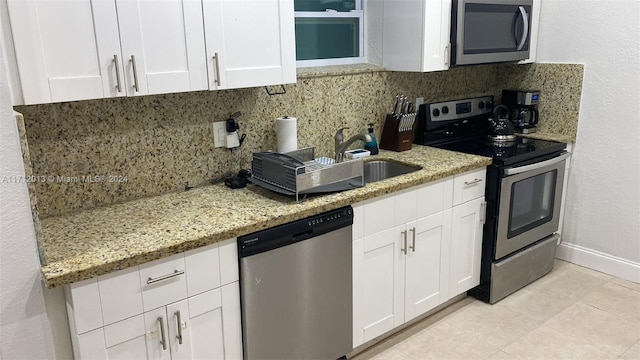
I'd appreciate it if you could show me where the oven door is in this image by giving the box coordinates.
[452,0,533,66]
[494,152,569,260]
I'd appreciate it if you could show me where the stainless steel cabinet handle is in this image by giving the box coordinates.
[480,201,487,224]
[130,55,140,92]
[113,55,122,93]
[212,53,221,86]
[401,230,407,254]
[147,269,184,284]
[515,6,529,51]
[409,227,416,252]
[175,310,183,345]
[444,43,450,67]
[464,178,483,186]
[157,317,167,351]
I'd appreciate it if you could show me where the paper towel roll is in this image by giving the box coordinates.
[276,116,298,153]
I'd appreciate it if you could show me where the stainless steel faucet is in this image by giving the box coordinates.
[335,128,373,162]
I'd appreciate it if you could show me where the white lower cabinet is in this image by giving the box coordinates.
[353,168,486,348]
[450,197,485,295]
[405,210,453,321]
[144,288,227,360]
[65,239,242,360]
[74,315,148,359]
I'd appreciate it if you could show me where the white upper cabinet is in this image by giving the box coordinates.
[7,0,296,104]
[114,0,208,96]
[8,0,206,104]
[202,0,296,90]
[7,0,124,104]
[382,0,452,72]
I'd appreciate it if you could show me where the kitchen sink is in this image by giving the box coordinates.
[364,160,422,183]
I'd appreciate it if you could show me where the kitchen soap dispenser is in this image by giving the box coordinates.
[364,123,379,155]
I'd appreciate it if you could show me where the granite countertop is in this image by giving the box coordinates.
[520,131,575,144]
[39,145,492,288]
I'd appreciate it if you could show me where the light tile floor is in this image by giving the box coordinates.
[353,260,640,360]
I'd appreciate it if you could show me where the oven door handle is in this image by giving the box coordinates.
[504,152,570,176]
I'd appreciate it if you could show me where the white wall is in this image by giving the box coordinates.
[0,43,72,359]
[536,0,640,281]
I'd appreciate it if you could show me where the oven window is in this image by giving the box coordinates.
[508,170,557,237]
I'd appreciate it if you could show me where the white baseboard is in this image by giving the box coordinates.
[556,242,640,283]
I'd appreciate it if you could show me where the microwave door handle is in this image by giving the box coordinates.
[515,6,529,51]
[504,152,570,176]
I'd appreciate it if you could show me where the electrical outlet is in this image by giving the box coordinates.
[213,121,227,148]
[416,97,424,107]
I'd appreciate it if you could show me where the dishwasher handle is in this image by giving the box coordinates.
[293,230,313,241]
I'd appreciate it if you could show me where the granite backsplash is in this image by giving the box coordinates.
[15,63,583,217]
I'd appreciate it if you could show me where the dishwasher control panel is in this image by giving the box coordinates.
[308,207,352,226]
[238,206,353,258]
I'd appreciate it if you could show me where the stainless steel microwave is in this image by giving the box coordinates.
[451,0,533,66]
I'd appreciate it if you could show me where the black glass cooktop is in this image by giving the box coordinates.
[429,136,567,166]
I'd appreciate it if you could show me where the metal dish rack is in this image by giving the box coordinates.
[250,147,365,202]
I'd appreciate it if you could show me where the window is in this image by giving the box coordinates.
[294,0,364,67]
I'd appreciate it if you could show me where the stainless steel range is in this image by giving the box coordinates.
[415,96,568,303]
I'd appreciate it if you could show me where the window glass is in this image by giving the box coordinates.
[294,0,363,66]
[295,17,359,60]
[294,0,356,12]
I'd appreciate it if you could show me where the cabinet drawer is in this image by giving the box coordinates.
[139,253,188,311]
[453,168,487,205]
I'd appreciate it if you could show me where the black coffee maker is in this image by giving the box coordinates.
[502,89,539,134]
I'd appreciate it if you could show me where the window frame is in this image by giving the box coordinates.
[294,2,365,67]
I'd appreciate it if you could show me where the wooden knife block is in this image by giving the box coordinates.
[379,113,414,152]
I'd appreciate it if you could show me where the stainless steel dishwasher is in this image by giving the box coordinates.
[238,206,353,360]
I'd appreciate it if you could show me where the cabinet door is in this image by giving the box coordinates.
[450,197,485,295]
[74,315,150,360]
[74,328,108,360]
[115,0,208,96]
[7,0,124,104]
[103,315,150,360]
[404,209,452,322]
[353,225,405,346]
[183,289,225,360]
[382,0,451,72]
[202,0,296,90]
[221,282,243,360]
[422,0,452,71]
[165,300,195,360]
[144,307,172,360]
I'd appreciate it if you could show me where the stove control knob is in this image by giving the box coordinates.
[479,101,485,109]
[432,108,440,117]
[442,106,449,114]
